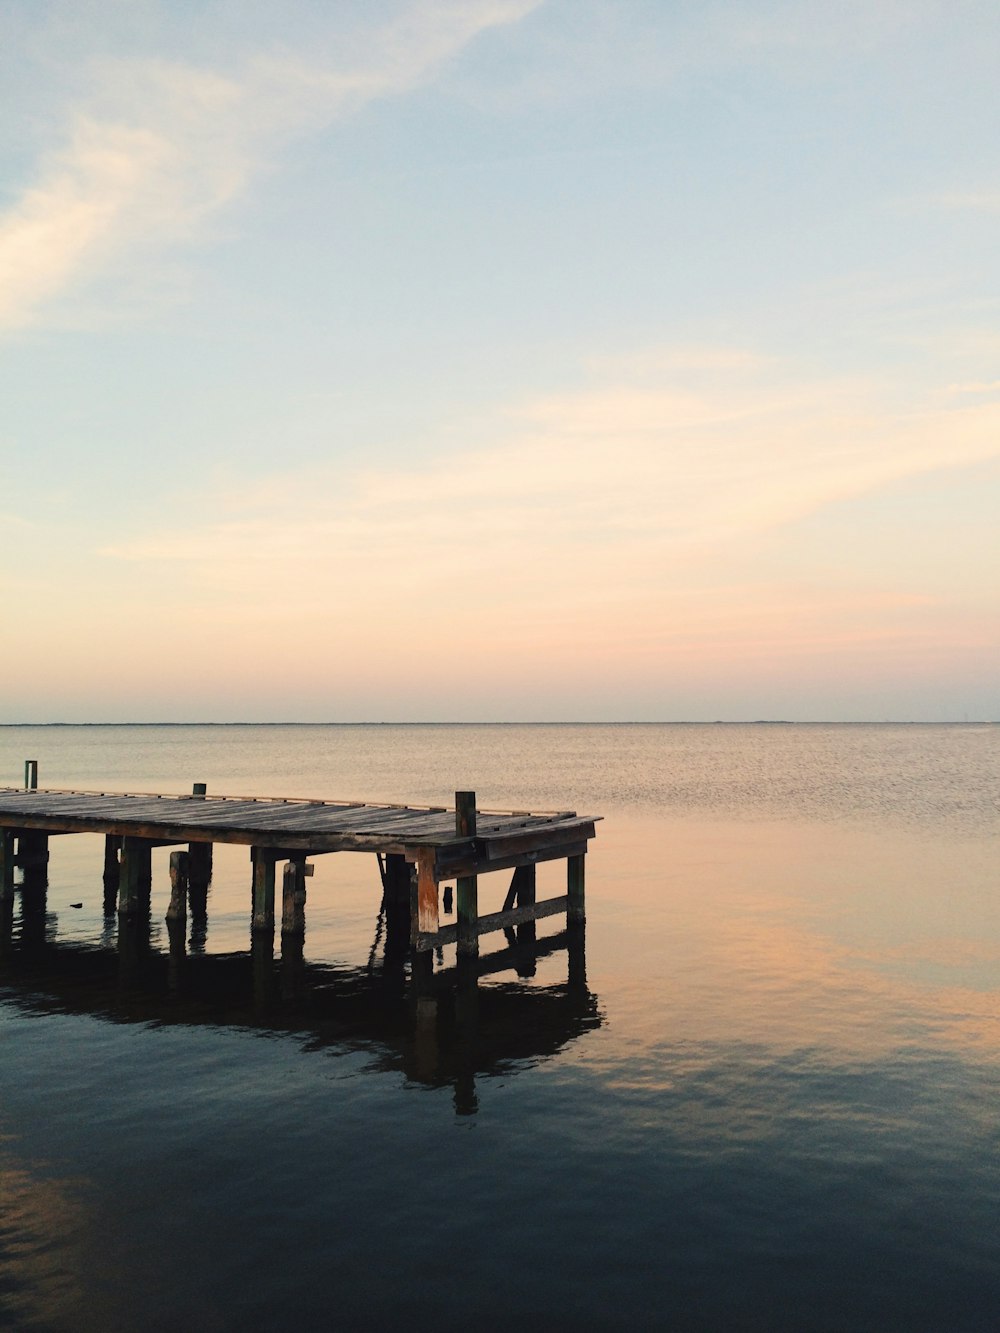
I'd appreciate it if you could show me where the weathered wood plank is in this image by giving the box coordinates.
[0,789,599,865]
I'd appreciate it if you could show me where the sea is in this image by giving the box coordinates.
[0,722,998,1331]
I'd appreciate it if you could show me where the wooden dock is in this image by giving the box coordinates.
[0,773,599,956]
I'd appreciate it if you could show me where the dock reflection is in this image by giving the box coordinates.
[0,884,600,1116]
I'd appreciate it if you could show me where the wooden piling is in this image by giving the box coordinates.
[103,835,121,916]
[24,760,38,791]
[0,829,14,898]
[118,837,152,917]
[281,859,309,935]
[412,847,439,943]
[455,790,478,957]
[567,853,586,923]
[188,840,213,877]
[166,850,190,921]
[383,854,411,964]
[103,834,121,882]
[16,830,48,869]
[188,783,214,884]
[512,863,537,962]
[251,848,276,933]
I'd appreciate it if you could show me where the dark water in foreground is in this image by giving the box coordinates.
[1,724,999,1331]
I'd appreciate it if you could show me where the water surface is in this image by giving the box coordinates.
[1,724,998,1330]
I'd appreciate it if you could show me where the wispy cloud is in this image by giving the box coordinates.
[946,380,1000,396]
[0,1,539,333]
[924,190,1000,214]
[102,351,1000,633]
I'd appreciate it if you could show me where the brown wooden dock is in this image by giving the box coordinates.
[0,778,599,955]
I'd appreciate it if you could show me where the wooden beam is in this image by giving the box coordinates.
[413,894,569,950]
[442,839,591,882]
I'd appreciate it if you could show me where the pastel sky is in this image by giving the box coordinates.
[2,0,998,721]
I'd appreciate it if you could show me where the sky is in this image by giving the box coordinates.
[1,0,998,722]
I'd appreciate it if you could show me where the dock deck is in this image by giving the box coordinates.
[0,782,599,954]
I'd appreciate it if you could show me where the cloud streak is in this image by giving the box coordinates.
[102,353,1000,635]
[0,1,539,333]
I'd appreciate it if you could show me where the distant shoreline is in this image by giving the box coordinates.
[1,720,996,728]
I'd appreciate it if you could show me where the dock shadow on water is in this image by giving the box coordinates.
[0,887,599,1121]
[0,858,602,1331]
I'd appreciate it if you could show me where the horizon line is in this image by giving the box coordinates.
[1,720,996,728]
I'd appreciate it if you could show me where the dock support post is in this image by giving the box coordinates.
[166,850,190,921]
[17,832,48,946]
[568,853,586,924]
[0,830,14,898]
[281,859,309,936]
[512,863,537,972]
[455,790,478,957]
[383,854,411,962]
[411,848,439,945]
[16,830,48,868]
[188,784,213,896]
[118,838,152,917]
[103,836,121,915]
[188,844,211,926]
[188,840,213,878]
[17,831,49,897]
[24,760,38,791]
[251,848,276,933]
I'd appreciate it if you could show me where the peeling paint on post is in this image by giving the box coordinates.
[413,847,439,940]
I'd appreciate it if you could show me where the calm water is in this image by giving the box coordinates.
[1,723,998,1331]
